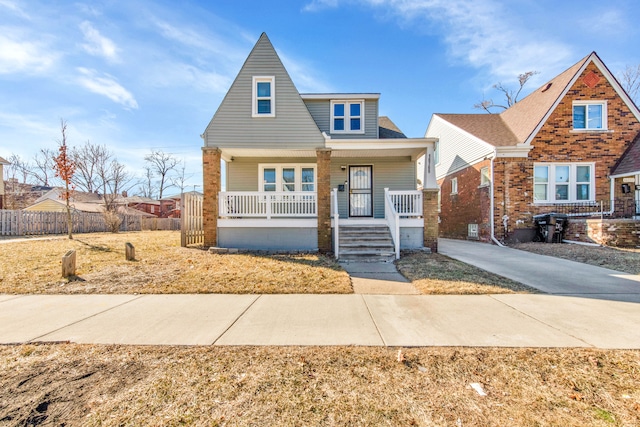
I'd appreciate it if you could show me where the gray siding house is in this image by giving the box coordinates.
[202,33,439,259]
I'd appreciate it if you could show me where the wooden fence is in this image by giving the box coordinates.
[0,210,180,236]
[181,192,204,246]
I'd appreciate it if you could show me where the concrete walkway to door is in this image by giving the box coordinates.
[439,238,640,303]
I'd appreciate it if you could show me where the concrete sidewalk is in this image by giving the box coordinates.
[2,293,640,348]
[440,238,640,303]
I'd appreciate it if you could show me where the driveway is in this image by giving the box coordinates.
[439,238,640,303]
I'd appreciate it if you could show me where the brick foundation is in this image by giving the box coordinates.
[202,147,221,247]
[566,218,640,247]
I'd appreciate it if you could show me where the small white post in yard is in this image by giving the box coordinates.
[125,242,135,261]
[62,250,76,278]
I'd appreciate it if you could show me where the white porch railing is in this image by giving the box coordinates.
[331,188,339,259]
[219,191,317,219]
[388,190,423,217]
[384,188,400,259]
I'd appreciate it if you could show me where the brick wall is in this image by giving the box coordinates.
[202,147,221,247]
[567,218,640,247]
[316,149,332,253]
[493,62,640,240]
[422,189,439,252]
[438,159,492,241]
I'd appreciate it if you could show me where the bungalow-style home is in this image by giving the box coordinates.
[119,195,161,216]
[425,52,640,244]
[201,33,439,258]
[0,156,8,209]
[24,188,155,217]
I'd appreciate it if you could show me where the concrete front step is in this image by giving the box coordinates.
[338,224,396,261]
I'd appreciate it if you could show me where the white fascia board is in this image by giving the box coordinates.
[325,137,437,151]
[495,145,533,158]
[300,93,381,100]
[610,171,640,179]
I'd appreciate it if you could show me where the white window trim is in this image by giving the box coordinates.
[479,166,490,187]
[533,162,595,203]
[451,177,458,195]
[330,100,365,134]
[572,100,607,131]
[259,164,317,192]
[252,76,275,118]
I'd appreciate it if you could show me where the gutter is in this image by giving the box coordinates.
[489,155,505,247]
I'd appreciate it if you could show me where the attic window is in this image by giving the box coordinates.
[252,76,275,117]
[330,100,364,134]
[573,101,607,130]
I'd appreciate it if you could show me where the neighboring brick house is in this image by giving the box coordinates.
[201,33,439,258]
[425,52,640,243]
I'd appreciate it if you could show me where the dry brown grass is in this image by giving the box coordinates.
[512,242,640,275]
[0,231,351,294]
[397,252,537,294]
[1,344,639,426]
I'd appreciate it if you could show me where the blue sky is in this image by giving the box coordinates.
[1,0,639,193]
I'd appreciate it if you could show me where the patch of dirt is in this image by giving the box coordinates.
[511,242,640,275]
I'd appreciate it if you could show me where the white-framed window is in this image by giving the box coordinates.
[330,100,364,133]
[451,177,458,195]
[533,163,594,203]
[259,164,316,192]
[480,166,490,186]
[252,76,275,117]
[434,141,440,165]
[572,101,606,130]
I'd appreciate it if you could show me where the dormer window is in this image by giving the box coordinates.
[573,101,606,130]
[331,100,364,133]
[252,76,275,117]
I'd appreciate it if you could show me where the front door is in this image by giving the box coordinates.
[349,165,373,217]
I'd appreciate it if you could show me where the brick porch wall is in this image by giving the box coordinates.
[316,149,332,253]
[423,189,439,252]
[202,147,221,247]
[566,218,640,248]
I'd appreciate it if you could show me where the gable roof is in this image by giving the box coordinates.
[0,156,9,165]
[434,52,640,148]
[378,116,407,139]
[611,133,640,176]
[203,33,325,150]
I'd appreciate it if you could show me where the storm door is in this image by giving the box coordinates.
[349,166,373,217]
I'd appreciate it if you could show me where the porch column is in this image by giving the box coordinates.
[316,148,332,253]
[202,147,221,247]
[423,142,439,252]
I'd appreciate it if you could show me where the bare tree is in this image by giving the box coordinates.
[170,160,193,195]
[137,165,157,198]
[31,148,56,186]
[6,154,31,184]
[144,150,180,199]
[475,71,540,113]
[619,64,640,106]
[71,140,111,193]
[97,158,135,232]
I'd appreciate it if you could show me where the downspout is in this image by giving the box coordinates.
[489,154,505,247]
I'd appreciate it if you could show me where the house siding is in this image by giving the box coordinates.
[427,115,494,180]
[226,157,317,191]
[203,35,324,149]
[330,157,416,218]
[304,99,379,139]
[493,62,640,240]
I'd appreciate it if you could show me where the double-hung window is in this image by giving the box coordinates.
[260,164,316,192]
[252,76,275,117]
[451,177,458,195]
[331,100,364,133]
[573,101,606,130]
[533,163,594,203]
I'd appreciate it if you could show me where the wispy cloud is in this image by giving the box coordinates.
[0,31,57,75]
[279,52,334,93]
[349,0,573,82]
[302,0,339,12]
[76,68,138,109]
[0,0,30,19]
[79,21,120,63]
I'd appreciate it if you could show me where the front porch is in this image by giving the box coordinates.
[216,189,426,258]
